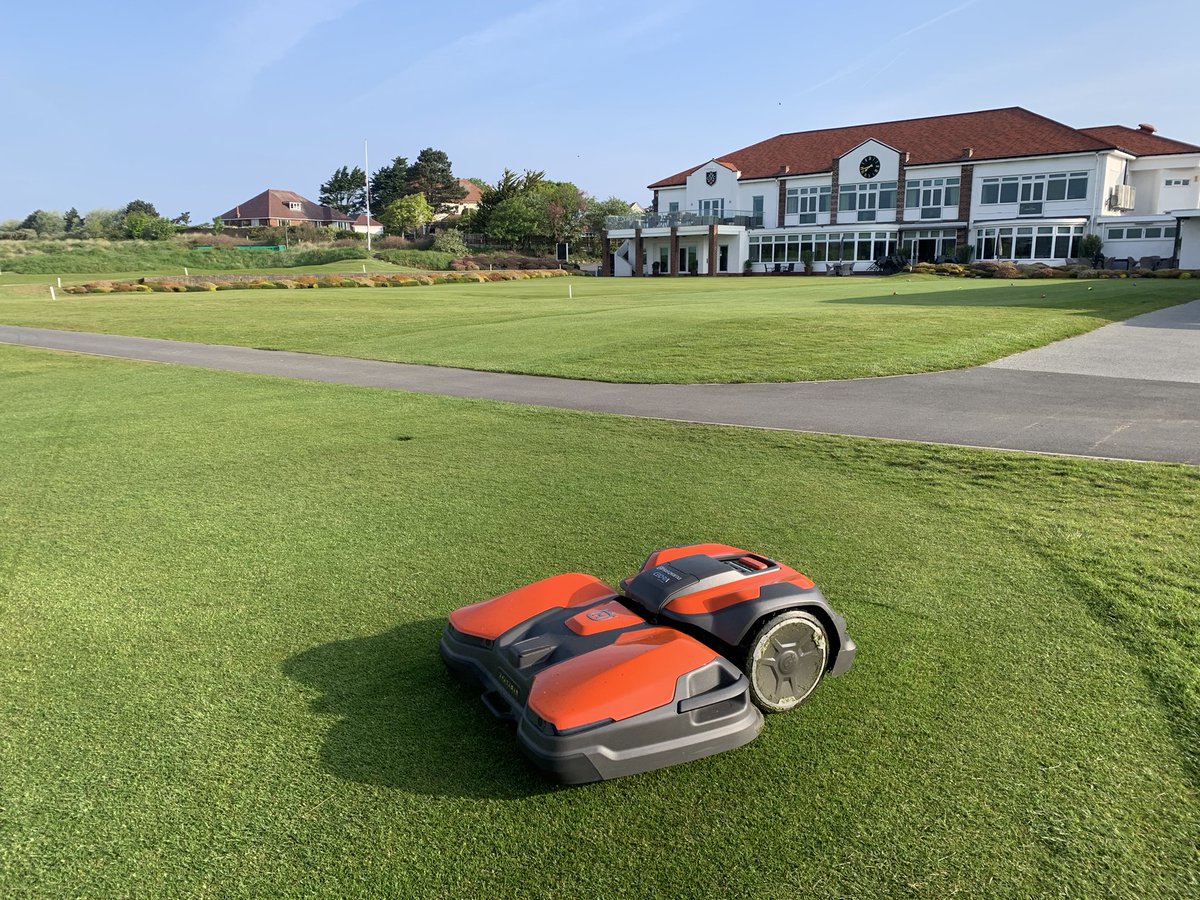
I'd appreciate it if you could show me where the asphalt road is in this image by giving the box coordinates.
[2,312,1198,465]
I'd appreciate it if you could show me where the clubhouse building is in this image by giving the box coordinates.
[603,107,1200,275]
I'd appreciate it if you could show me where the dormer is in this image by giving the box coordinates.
[837,139,902,185]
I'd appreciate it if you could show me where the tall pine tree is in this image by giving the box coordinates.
[369,157,409,214]
[406,148,467,211]
[318,165,367,215]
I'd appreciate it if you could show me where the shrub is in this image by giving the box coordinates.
[1180,272,1192,279]
[214,282,240,290]
[431,229,468,256]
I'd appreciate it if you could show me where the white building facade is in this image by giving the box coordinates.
[603,108,1199,275]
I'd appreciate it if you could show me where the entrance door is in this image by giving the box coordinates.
[678,246,697,274]
[917,239,937,262]
[719,244,729,272]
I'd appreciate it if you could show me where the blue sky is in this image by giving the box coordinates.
[2,0,1196,222]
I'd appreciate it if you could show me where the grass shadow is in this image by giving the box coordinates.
[816,279,1194,319]
[281,618,557,800]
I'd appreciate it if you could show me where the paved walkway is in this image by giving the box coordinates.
[2,314,1198,465]
[987,298,1200,384]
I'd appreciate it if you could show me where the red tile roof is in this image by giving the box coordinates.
[458,178,483,204]
[1078,125,1200,156]
[352,214,383,226]
[219,189,351,223]
[649,107,1129,189]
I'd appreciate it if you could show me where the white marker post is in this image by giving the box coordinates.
[184,267,189,276]
[568,283,573,299]
[50,286,56,301]
[57,276,62,288]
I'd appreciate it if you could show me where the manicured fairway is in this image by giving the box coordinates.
[1,275,1194,383]
[1,345,1197,898]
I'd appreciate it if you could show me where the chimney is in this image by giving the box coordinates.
[903,151,911,163]
[1137,123,1157,134]
[962,147,974,159]
[778,165,790,175]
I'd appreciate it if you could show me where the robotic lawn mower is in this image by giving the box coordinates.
[440,543,856,784]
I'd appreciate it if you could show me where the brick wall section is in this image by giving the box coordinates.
[958,163,974,222]
[601,236,612,276]
[895,159,907,223]
[669,226,680,276]
[633,228,644,277]
[829,158,840,225]
[778,181,788,227]
[708,225,718,275]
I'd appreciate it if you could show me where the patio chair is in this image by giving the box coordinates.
[772,263,782,274]
[839,260,854,275]
[1138,256,1160,271]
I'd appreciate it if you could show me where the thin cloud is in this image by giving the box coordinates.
[214,0,368,86]
[806,0,979,93]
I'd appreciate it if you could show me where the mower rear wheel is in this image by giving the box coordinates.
[745,611,828,713]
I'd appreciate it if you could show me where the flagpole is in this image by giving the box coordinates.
[364,138,372,254]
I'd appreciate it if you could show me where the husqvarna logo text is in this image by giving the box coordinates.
[587,609,615,621]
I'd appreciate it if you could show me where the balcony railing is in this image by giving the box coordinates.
[605,210,765,231]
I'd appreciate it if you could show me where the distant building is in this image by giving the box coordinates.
[436,179,484,220]
[604,107,1200,275]
[218,190,354,230]
[351,214,384,236]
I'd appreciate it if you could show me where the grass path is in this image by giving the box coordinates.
[1,345,1197,897]
[0,275,1192,383]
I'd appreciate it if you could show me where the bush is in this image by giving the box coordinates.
[431,229,469,256]
[376,248,457,270]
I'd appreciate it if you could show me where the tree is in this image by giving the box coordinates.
[122,199,159,219]
[62,208,84,234]
[380,194,433,236]
[530,181,587,244]
[171,211,191,226]
[472,168,544,234]
[406,148,467,211]
[82,209,123,238]
[369,156,409,213]
[318,165,367,215]
[20,209,64,236]
[211,216,225,234]
[486,196,540,247]
[583,196,634,237]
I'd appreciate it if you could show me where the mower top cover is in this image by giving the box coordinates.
[440,543,855,783]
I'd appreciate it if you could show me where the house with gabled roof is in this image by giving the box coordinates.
[603,107,1200,275]
[218,189,354,230]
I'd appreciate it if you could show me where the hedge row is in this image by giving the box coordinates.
[60,270,570,294]
[910,261,1195,279]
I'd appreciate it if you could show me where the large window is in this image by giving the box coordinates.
[904,177,960,219]
[698,199,724,219]
[786,185,831,223]
[751,231,897,264]
[981,172,1087,207]
[838,182,897,222]
[975,224,1084,260]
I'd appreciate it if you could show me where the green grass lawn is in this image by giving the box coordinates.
[0,275,1193,383]
[1,345,1197,897]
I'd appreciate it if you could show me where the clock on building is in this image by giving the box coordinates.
[859,155,881,179]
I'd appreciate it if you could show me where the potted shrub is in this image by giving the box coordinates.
[688,257,698,276]
[652,260,661,276]
[743,259,754,276]
[800,248,814,275]
[1079,233,1104,268]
